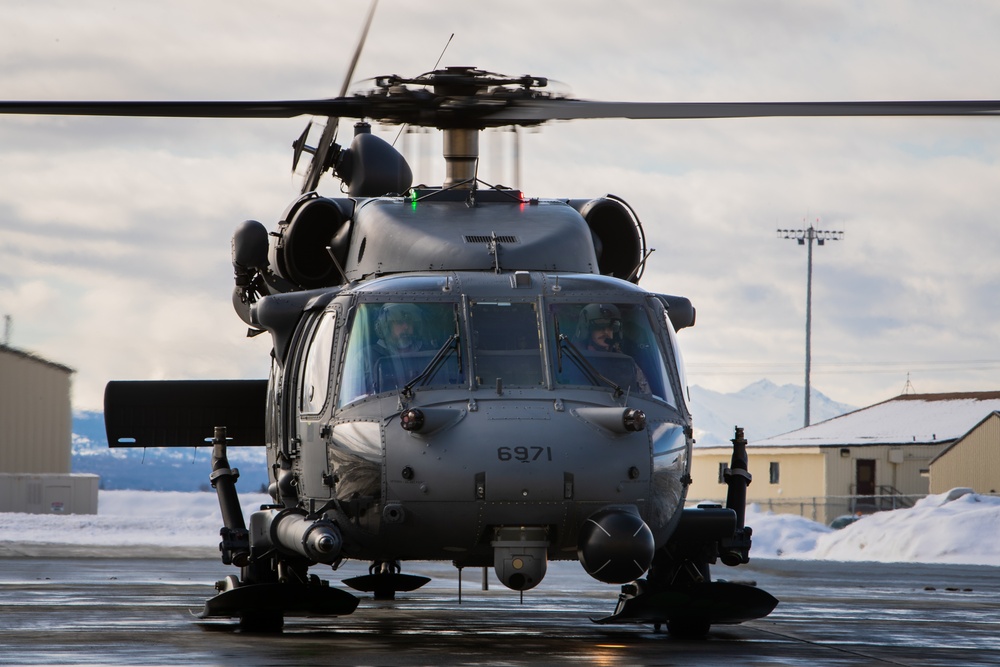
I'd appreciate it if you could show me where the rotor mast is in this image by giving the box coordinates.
[442,128,479,189]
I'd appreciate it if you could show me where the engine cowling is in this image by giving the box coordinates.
[569,196,646,283]
[270,196,354,289]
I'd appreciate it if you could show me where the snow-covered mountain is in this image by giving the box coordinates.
[72,411,268,492]
[71,379,856,489]
[689,379,857,446]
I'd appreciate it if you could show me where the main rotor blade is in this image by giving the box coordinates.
[483,99,1000,123]
[3,96,999,130]
[340,0,378,100]
[301,0,379,194]
[0,99,367,119]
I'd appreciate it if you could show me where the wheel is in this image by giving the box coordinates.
[239,609,284,633]
[666,617,711,639]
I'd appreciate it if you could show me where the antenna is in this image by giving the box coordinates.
[902,373,916,395]
[2,314,10,346]
[392,33,454,149]
[777,220,845,427]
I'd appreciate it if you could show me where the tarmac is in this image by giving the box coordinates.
[1,554,999,666]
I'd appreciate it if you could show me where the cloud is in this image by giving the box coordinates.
[0,0,997,411]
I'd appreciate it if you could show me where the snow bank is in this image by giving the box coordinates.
[800,490,1000,565]
[737,488,1000,566]
[743,504,834,558]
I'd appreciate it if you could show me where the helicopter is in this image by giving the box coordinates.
[4,26,1000,637]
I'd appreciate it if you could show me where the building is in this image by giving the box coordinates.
[689,392,1000,525]
[0,344,98,513]
[929,411,1000,495]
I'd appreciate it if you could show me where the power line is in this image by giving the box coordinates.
[687,359,1000,376]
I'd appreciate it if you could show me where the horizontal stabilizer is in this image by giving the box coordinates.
[104,379,267,448]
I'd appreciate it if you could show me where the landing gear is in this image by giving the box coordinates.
[594,547,776,638]
[666,616,712,640]
[594,426,778,637]
[200,558,360,632]
[343,560,431,600]
[198,429,358,631]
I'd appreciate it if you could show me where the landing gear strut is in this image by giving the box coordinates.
[197,427,359,631]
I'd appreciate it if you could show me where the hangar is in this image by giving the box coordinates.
[0,343,98,514]
[929,411,1000,495]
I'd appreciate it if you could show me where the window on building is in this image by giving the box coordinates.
[718,462,727,484]
[769,461,780,484]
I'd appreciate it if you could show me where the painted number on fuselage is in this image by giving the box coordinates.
[497,446,553,462]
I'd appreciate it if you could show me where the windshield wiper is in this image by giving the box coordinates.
[401,334,461,400]
[557,334,624,398]
[554,318,564,373]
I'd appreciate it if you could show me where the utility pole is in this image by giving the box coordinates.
[777,222,844,427]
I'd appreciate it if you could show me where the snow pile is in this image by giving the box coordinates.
[798,490,1000,565]
[743,505,834,558]
[743,488,1000,566]
[1,489,998,566]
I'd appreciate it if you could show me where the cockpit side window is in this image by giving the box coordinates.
[660,302,690,411]
[550,301,677,407]
[338,301,461,408]
[300,310,337,415]
[470,301,544,388]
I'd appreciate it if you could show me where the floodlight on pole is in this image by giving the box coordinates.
[777,222,844,427]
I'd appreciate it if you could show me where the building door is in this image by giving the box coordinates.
[856,459,877,497]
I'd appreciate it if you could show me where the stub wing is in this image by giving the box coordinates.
[104,379,267,448]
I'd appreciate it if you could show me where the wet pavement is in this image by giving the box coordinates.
[1,555,999,666]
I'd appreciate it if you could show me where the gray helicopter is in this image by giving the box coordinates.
[4,46,1000,636]
[101,67,763,637]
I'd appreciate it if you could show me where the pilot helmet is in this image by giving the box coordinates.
[375,303,424,350]
[575,303,622,342]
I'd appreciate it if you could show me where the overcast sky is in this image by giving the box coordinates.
[1,0,998,412]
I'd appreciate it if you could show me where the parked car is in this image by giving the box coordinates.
[829,513,863,530]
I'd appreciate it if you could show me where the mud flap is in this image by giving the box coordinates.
[593,581,778,626]
[199,582,359,619]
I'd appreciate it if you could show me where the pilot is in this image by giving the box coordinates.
[576,303,650,394]
[576,303,624,353]
[374,303,425,355]
[369,303,426,391]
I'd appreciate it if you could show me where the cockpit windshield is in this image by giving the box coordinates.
[469,301,544,388]
[338,301,461,407]
[336,297,677,409]
[549,301,676,407]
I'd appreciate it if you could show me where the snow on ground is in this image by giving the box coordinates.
[746,488,1000,566]
[0,491,271,550]
[1,489,998,566]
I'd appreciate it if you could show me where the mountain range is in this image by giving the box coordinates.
[71,379,856,491]
[689,379,857,447]
[71,411,268,493]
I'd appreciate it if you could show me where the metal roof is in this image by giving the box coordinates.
[750,392,1000,448]
[0,344,74,375]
